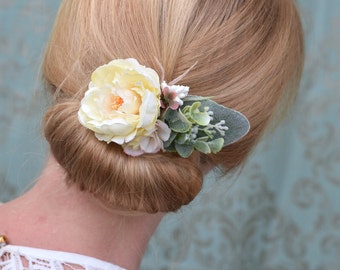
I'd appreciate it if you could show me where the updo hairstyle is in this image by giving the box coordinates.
[43,0,304,213]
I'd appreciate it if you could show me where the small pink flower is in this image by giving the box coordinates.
[123,120,171,156]
[161,82,189,110]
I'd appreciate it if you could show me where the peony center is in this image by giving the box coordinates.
[110,95,124,111]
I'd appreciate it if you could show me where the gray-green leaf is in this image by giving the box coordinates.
[175,143,194,158]
[207,138,224,153]
[189,102,211,126]
[164,109,192,133]
[194,141,211,154]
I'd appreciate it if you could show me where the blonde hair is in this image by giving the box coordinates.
[43,0,304,213]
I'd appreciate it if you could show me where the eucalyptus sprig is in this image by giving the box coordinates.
[163,95,250,158]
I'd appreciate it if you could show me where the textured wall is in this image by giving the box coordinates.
[0,1,60,200]
[1,1,339,269]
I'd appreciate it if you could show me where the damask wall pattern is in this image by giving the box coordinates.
[0,1,339,270]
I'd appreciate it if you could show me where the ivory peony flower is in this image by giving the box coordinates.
[78,58,167,156]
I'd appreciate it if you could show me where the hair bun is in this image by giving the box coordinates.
[44,101,203,213]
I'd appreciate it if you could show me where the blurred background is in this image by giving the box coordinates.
[0,1,339,269]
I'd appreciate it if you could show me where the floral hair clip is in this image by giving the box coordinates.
[78,58,250,158]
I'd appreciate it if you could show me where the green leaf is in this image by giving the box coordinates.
[183,95,211,102]
[163,132,177,148]
[164,109,192,133]
[175,143,194,158]
[176,133,189,144]
[194,141,211,154]
[207,138,224,153]
[164,143,176,152]
[189,102,211,126]
[183,96,250,147]
[195,135,210,142]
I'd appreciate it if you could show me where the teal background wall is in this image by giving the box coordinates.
[1,1,339,269]
[0,1,59,199]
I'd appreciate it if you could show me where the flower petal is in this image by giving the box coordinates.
[156,120,171,141]
[138,90,160,129]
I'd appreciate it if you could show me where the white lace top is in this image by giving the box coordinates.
[0,245,126,270]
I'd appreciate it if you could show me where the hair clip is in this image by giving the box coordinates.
[78,58,250,157]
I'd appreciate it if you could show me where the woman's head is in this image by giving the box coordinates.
[43,0,304,213]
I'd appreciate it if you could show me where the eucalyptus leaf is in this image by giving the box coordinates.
[195,135,210,142]
[207,138,224,153]
[182,96,250,147]
[163,132,177,148]
[189,102,211,126]
[183,95,211,102]
[164,143,176,152]
[176,133,189,144]
[194,141,211,154]
[164,109,192,133]
[175,143,194,158]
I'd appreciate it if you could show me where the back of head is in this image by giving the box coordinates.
[43,0,304,213]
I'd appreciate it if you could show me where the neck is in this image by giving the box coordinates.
[1,156,164,270]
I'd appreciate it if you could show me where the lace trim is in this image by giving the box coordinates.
[0,245,126,270]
